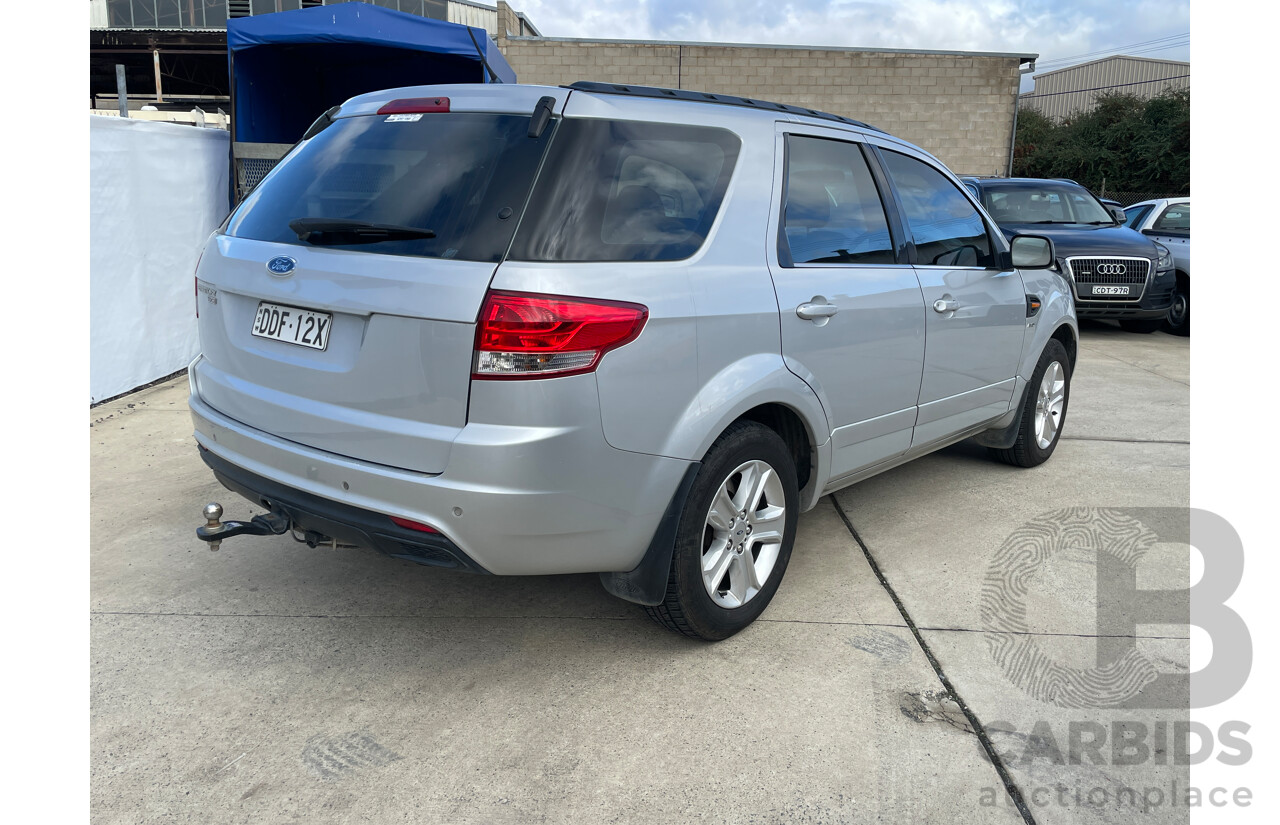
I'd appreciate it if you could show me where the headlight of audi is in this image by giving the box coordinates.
[1153,242,1173,271]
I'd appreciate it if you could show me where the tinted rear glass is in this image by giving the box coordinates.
[225,113,552,262]
[508,119,741,262]
[1154,202,1190,232]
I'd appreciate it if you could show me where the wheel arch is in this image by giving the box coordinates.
[669,355,830,511]
[737,402,816,501]
[1050,322,1078,371]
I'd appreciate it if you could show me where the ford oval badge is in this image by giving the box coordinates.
[266,256,297,277]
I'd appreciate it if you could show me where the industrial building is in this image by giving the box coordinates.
[90,0,1034,176]
[1018,55,1190,121]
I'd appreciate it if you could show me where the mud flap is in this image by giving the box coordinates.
[599,462,701,606]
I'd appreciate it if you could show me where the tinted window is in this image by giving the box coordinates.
[225,113,551,262]
[780,136,895,266]
[978,181,1112,226]
[881,151,995,267]
[1154,202,1191,232]
[509,120,740,262]
[1123,204,1154,228]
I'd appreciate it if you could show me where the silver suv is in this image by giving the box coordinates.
[190,82,1077,640]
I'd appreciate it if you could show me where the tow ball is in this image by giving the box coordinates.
[196,502,291,551]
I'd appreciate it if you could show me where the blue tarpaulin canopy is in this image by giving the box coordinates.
[228,2,516,144]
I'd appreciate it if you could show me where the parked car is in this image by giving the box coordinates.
[189,82,1077,640]
[1123,198,1190,335]
[961,177,1177,333]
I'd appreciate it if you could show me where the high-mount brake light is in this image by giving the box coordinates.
[377,97,451,115]
[472,291,649,380]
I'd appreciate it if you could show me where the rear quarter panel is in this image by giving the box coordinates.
[494,100,829,474]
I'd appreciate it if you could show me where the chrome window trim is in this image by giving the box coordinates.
[791,262,915,270]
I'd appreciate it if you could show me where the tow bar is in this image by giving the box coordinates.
[196,502,290,551]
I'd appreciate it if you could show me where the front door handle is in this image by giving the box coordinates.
[796,300,839,321]
[933,298,959,314]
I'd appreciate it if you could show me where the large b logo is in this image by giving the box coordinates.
[982,508,1250,709]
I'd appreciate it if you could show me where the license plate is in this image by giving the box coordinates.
[1091,285,1131,296]
[251,302,332,351]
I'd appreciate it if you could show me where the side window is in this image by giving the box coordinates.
[1123,204,1154,228]
[509,120,741,262]
[880,150,996,268]
[780,136,895,265]
[1153,202,1190,232]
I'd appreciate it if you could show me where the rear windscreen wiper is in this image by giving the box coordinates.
[289,218,436,244]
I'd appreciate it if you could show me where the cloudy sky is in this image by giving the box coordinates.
[510,0,1191,92]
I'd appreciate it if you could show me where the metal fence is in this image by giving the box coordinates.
[1099,190,1190,207]
[233,141,293,201]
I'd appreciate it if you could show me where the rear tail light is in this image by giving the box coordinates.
[390,516,439,534]
[472,290,648,380]
[377,97,450,114]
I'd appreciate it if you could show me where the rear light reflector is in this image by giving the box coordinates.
[472,290,648,380]
[377,97,450,114]
[390,516,439,534]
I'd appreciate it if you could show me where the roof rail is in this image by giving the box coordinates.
[563,81,885,133]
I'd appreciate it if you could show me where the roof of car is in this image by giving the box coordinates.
[1126,197,1191,208]
[565,80,886,134]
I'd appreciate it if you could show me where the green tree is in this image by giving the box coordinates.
[1013,89,1189,196]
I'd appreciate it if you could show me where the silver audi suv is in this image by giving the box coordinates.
[190,81,1077,640]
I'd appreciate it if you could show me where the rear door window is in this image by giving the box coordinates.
[225,112,552,262]
[508,119,741,262]
[779,135,896,266]
[880,150,996,268]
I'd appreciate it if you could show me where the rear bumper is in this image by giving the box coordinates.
[200,446,489,572]
[188,389,692,576]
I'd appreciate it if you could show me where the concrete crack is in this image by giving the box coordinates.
[831,496,1039,825]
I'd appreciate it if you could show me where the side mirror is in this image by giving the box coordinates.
[1010,235,1055,269]
[1108,205,1127,223]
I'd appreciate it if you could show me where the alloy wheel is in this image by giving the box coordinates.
[700,459,786,608]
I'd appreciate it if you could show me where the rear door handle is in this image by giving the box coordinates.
[796,300,839,321]
[933,298,959,313]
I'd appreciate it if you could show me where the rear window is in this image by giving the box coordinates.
[1154,202,1190,232]
[224,113,552,262]
[508,119,741,262]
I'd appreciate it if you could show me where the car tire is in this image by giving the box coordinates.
[1164,274,1189,336]
[645,420,799,641]
[1118,318,1164,334]
[989,339,1071,468]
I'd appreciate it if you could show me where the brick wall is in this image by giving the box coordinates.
[493,5,1026,176]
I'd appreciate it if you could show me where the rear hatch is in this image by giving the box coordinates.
[194,89,561,473]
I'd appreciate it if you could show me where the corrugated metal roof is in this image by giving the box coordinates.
[1033,54,1189,80]
[1020,55,1189,120]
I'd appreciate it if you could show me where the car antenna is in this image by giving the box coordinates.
[529,96,556,139]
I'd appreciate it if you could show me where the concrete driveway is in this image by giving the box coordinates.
[91,323,1189,824]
